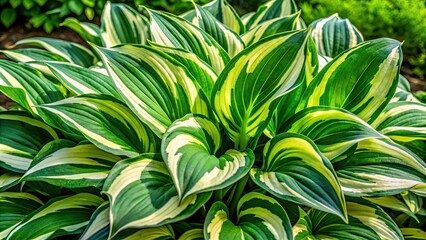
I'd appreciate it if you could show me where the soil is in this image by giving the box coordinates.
[1,25,425,109]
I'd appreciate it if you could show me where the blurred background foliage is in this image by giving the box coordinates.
[1,0,426,78]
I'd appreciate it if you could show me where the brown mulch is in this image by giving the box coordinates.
[1,25,426,109]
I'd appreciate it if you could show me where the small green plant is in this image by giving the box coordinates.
[0,0,425,239]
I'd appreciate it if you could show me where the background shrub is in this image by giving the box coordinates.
[299,0,426,77]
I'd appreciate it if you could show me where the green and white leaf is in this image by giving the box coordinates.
[21,140,121,188]
[149,43,217,97]
[101,2,150,47]
[80,202,110,240]
[401,228,426,240]
[193,4,244,57]
[96,44,212,138]
[0,192,43,240]
[336,138,426,197]
[117,225,175,240]
[46,61,120,98]
[250,133,347,220]
[1,48,67,63]
[0,171,21,192]
[281,106,384,160]
[371,101,426,142]
[148,9,230,73]
[311,13,364,58]
[102,154,211,237]
[364,196,418,221]
[61,17,102,46]
[0,111,58,172]
[401,191,423,214]
[245,0,299,30]
[299,38,402,123]
[40,94,158,157]
[293,198,403,240]
[182,0,244,34]
[0,60,64,116]
[242,12,300,46]
[13,37,96,67]
[6,193,103,240]
[204,192,292,240]
[212,30,310,150]
[162,114,254,201]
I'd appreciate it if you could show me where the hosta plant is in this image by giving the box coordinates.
[0,0,426,239]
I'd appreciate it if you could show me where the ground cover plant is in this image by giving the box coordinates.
[0,0,425,239]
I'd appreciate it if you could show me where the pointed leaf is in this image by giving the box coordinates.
[193,4,244,57]
[46,61,120,98]
[299,38,402,123]
[364,196,418,221]
[7,193,103,240]
[282,106,384,160]
[0,60,64,116]
[95,44,212,138]
[61,17,102,46]
[204,192,292,240]
[242,12,300,46]
[14,37,96,67]
[40,94,158,157]
[250,133,347,220]
[246,0,298,30]
[0,171,21,192]
[101,2,150,47]
[212,30,310,150]
[1,48,67,63]
[162,114,254,201]
[182,0,244,34]
[102,154,211,237]
[148,9,229,73]
[80,202,110,240]
[22,140,121,188]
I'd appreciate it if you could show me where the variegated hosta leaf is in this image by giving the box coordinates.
[0,192,43,239]
[13,37,96,67]
[401,228,426,240]
[318,54,332,71]
[311,13,364,58]
[280,106,384,160]
[6,193,103,240]
[242,12,300,46]
[148,9,230,73]
[101,2,150,47]
[371,101,426,142]
[245,0,299,30]
[182,0,244,35]
[250,133,347,220]
[398,74,411,92]
[178,229,203,240]
[0,111,58,172]
[401,191,423,214]
[40,94,158,157]
[21,140,121,188]
[61,17,103,46]
[193,4,244,57]
[335,138,426,196]
[392,87,420,103]
[80,202,110,240]
[0,48,67,63]
[149,43,217,97]
[364,196,418,221]
[293,198,403,240]
[299,38,402,123]
[212,30,310,150]
[102,154,211,237]
[204,192,293,240]
[116,225,175,240]
[265,36,319,138]
[0,60,64,116]
[162,114,254,201]
[46,61,120,98]
[0,171,21,192]
[96,44,212,138]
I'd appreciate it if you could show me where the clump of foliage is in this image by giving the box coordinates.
[298,0,426,77]
[0,0,426,239]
